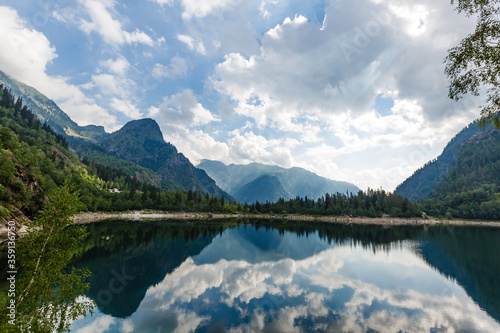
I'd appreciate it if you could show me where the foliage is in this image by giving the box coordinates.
[421,130,500,220]
[0,85,77,218]
[250,188,421,218]
[0,185,94,333]
[445,0,500,128]
[395,122,486,201]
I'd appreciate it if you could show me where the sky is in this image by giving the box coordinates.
[0,0,483,191]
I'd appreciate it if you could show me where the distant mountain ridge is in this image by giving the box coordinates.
[0,70,230,199]
[198,160,360,203]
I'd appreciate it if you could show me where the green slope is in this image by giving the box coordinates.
[0,70,106,143]
[99,119,234,199]
[0,86,241,220]
[395,122,488,201]
[0,71,231,199]
[421,129,500,219]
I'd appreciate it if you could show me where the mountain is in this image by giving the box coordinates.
[0,70,106,143]
[234,175,291,204]
[198,160,360,203]
[0,85,239,223]
[0,71,231,199]
[395,122,488,201]
[99,119,232,198]
[422,129,500,219]
[395,118,500,220]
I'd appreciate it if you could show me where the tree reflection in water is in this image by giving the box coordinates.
[70,219,500,332]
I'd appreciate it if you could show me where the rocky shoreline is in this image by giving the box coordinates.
[2,211,499,243]
[70,211,500,227]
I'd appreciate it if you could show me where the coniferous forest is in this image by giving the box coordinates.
[0,86,423,220]
[1,85,500,220]
[421,130,500,220]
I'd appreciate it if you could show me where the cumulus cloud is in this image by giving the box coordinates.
[86,73,137,100]
[109,233,500,333]
[99,57,130,76]
[110,97,142,119]
[73,315,115,333]
[151,89,220,130]
[78,0,153,47]
[161,128,230,165]
[201,0,482,189]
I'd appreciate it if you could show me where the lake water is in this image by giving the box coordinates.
[69,220,500,332]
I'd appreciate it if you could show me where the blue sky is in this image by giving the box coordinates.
[0,0,482,190]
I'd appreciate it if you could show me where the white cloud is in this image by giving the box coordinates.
[88,73,137,99]
[177,34,207,55]
[152,56,189,79]
[100,57,130,77]
[204,0,482,189]
[266,15,308,39]
[163,129,230,165]
[153,0,174,6]
[179,0,240,20]
[0,6,57,85]
[228,130,280,164]
[110,97,142,119]
[74,315,115,333]
[0,6,117,130]
[78,0,153,47]
[152,89,220,132]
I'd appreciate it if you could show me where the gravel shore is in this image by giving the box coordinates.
[70,211,500,227]
[2,212,499,243]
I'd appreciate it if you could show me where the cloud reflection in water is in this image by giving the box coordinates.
[72,226,500,333]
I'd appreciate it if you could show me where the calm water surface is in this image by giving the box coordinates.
[69,220,500,332]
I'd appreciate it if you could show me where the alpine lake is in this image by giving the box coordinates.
[68,219,500,332]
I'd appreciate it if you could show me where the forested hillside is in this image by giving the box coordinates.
[96,119,231,199]
[0,70,235,199]
[395,122,487,201]
[421,130,500,220]
[0,70,106,143]
[0,86,238,222]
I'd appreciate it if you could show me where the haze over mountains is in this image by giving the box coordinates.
[198,160,360,203]
[0,70,231,199]
[0,70,358,203]
[1,68,498,216]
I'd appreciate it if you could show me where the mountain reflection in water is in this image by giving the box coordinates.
[69,220,500,332]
